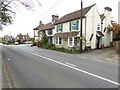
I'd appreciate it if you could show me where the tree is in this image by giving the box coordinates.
[40,34,48,45]
[0,0,41,30]
[108,23,120,41]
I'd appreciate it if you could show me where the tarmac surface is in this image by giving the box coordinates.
[1,44,119,88]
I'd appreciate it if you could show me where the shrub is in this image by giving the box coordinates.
[32,41,36,46]
[16,39,22,44]
[38,34,79,54]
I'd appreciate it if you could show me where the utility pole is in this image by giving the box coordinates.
[80,0,83,53]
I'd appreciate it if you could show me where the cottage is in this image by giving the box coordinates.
[15,33,30,43]
[33,4,113,50]
[53,4,112,50]
[33,15,59,44]
[33,21,43,42]
[2,35,14,44]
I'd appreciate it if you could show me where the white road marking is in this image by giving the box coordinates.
[23,49,120,86]
[65,62,76,67]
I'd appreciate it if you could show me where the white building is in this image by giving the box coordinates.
[34,4,113,50]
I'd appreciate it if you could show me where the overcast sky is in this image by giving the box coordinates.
[0,0,119,37]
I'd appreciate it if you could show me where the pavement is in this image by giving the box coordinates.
[78,47,118,64]
[30,45,118,64]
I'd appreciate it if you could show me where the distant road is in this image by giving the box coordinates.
[2,45,119,88]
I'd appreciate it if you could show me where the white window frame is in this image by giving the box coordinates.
[71,21,77,30]
[68,37,73,46]
[58,24,62,32]
[68,37,77,47]
[55,37,63,45]
[47,29,53,35]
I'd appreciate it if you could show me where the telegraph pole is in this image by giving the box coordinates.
[80,0,83,53]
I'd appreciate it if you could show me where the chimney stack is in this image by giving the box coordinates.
[104,7,112,12]
[39,21,43,25]
[52,15,59,22]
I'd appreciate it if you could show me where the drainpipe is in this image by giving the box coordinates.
[101,21,103,47]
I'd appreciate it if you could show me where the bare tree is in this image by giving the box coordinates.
[0,0,41,30]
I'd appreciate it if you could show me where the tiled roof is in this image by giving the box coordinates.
[54,4,96,25]
[34,22,54,31]
[39,22,54,31]
[33,24,43,30]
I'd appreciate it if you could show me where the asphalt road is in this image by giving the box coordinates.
[2,45,119,88]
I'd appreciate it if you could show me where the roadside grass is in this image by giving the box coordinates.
[6,44,15,45]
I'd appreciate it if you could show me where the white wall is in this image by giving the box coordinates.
[85,5,101,49]
[102,9,112,47]
[54,5,102,49]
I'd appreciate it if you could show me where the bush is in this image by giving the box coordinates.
[16,39,22,44]
[32,41,36,46]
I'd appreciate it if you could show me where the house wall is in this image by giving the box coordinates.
[85,5,101,49]
[102,9,112,47]
[39,28,54,44]
[34,30,39,41]
[54,5,102,50]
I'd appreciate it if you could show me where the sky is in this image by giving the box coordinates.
[0,0,119,37]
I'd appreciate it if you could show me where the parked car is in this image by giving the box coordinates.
[15,42,19,45]
[23,41,32,44]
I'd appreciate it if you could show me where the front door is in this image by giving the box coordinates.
[96,36,100,49]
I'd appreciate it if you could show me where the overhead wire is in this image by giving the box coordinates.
[36,0,63,19]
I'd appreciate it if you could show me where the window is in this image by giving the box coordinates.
[42,31,46,35]
[59,38,62,44]
[47,37,52,43]
[55,37,62,45]
[47,29,52,35]
[57,24,62,32]
[97,24,101,30]
[69,37,73,46]
[68,37,77,46]
[56,37,58,44]
[70,21,79,31]
[71,22,77,30]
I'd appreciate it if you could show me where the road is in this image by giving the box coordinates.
[2,45,119,88]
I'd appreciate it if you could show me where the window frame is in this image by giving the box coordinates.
[55,37,63,45]
[70,21,79,31]
[47,29,53,35]
[57,24,63,32]
[68,37,77,47]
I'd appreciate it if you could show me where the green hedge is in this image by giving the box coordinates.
[39,43,79,54]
